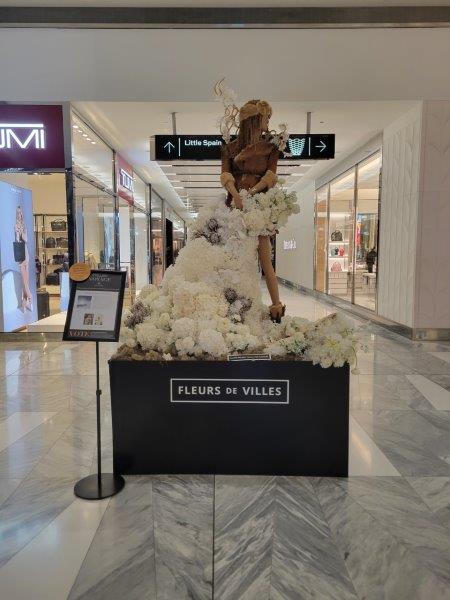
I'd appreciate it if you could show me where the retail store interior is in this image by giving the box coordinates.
[0,19,450,600]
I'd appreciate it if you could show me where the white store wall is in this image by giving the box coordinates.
[377,103,422,328]
[276,181,315,290]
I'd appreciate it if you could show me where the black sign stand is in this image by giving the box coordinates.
[63,270,126,500]
[74,341,125,500]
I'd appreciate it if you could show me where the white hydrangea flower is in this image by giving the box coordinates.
[172,317,196,340]
[198,329,227,357]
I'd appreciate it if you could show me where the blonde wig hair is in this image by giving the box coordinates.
[214,79,288,150]
[214,79,272,141]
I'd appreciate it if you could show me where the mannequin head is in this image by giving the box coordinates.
[237,99,272,149]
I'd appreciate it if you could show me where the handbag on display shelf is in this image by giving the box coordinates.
[330,230,343,242]
[330,261,342,272]
[50,219,67,231]
[56,237,68,248]
[45,237,56,248]
[13,239,26,263]
[46,272,60,285]
[53,254,64,265]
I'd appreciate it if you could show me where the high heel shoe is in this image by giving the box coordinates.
[269,302,286,324]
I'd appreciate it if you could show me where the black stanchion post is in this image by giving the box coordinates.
[74,341,125,500]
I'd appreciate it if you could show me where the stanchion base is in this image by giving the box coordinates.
[74,473,125,500]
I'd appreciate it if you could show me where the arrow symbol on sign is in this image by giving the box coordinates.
[164,141,175,153]
[315,140,327,152]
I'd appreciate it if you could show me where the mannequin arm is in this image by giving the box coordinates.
[250,147,280,195]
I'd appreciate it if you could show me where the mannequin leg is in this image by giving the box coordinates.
[258,235,280,306]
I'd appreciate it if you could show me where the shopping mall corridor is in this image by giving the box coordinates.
[0,285,449,600]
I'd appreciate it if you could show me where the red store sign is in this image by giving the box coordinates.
[0,104,65,170]
[116,154,134,205]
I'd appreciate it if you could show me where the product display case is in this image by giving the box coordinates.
[34,213,68,294]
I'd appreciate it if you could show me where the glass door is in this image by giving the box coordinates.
[354,152,382,310]
[328,168,356,302]
[314,186,328,293]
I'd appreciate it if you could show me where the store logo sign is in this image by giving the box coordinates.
[283,239,297,250]
[0,123,46,150]
[120,168,134,194]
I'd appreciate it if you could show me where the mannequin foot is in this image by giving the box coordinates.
[269,302,286,324]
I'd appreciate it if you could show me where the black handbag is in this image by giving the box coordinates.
[56,237,68,248]
[53,254,64,265]
[13,240,26,262]
[50,219,67,231]
[331,230,343,242]
[46,272,60,285]
[45,237,56,248]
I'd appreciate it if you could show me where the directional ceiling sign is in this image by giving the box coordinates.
[154,134,334,161]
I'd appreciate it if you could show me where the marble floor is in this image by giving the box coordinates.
[0,286,449,599]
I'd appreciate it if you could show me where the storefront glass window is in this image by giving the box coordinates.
[133,176,150,294]
[151,192,164,285]
[354,152,381,310]
[314,186,328,293]
[71,113,114,193]
[328,168,355,302]
[119,200,133,305]
[74,176,116,270]
[314,150,382,313]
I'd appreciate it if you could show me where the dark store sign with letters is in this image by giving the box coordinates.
[63,270,126,342]
[155,134,335,161]
[0,104,65,170]
[170,378,289,404]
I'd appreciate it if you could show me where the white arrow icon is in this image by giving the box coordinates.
[315,140,327,152]
[164,141,175,153]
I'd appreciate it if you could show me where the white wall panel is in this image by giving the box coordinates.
[414,101,450,329]
[276,181,315,290]
[377,104,422,327]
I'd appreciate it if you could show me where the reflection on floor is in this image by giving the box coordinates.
[0,285,449,599]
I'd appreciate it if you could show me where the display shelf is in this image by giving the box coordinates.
[40,247,69,252]
[34,213,68,290]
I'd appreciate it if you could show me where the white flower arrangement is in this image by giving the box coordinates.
[241,185,300,237]
[117,187,364,368]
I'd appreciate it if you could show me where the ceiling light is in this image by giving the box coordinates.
[291,173,303,177]
[72,125,79,129]
[91,141,96,145]
[161,164,173,168]
[86,137,91,141]
[174,186,184,189]
[82,134,88,138]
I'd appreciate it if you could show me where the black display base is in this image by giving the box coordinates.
[110,359,349,477]
[74,473,125,500]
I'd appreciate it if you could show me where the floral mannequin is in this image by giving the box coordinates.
[219,96,286,322]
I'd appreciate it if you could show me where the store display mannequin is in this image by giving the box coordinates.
[218,90,285,322]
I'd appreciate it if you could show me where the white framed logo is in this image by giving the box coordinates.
[0,123,46,150]
[120,168,134,193]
